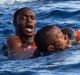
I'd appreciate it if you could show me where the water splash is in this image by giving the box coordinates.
[0,0,37,5]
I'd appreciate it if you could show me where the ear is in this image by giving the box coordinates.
[47,45,54,52]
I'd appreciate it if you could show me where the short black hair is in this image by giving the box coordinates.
[13,7,34,22]
[61,27,76,40]
[35,25,56,53]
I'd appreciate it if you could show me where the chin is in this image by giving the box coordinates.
[26,33,34,37]
[27,35,33,37]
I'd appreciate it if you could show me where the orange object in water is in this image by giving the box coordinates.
[31,44,37,48]
[76,30,80,42]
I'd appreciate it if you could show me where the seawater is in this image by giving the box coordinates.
[0,0,80,75]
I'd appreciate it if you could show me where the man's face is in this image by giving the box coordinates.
[49,27,69,50]
[15,9,36,37]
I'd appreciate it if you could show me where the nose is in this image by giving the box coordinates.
[27,17,32,23]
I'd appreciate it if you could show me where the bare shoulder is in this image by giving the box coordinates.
[6,35,22,50]
[7,35,21,42]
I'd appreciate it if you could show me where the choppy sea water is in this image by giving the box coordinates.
[0,0,80,75]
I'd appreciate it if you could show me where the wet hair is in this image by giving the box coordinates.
[61,27,77,44]
[13,7,35,22]
[35,25,57,53]
[61,27,76,40]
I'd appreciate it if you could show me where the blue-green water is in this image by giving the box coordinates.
[0,0,80,75]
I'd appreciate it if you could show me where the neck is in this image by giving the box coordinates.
[16,32,34,44]
[23,36,34,44]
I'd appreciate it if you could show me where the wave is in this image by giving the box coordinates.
[0,0,80,5]
[0,0,37,5]
[37,9,80,20]
[0,71,39,75]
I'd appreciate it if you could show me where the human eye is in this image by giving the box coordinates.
[20,15,26,20]
[31,16,36,20]
[22,17,26,20]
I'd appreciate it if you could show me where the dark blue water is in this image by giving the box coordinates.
[0,0,80,75]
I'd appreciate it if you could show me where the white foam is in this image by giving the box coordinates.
[0,0,37,5]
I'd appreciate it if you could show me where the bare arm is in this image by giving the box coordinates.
[7,35,22,53]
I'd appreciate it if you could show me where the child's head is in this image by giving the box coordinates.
[61,27,77,45]
[13,7,36,37]
[35,25,69,54]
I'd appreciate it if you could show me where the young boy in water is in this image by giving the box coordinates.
[3,7,37,59]
[61,27,77,45]
[61,27,80,45]
[33,25,69,58]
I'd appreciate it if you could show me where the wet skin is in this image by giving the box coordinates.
[61,27,77,45]
[48,27,69,51]
[15,9,36,38]
[7,8,37,59]
[33,26,69,58]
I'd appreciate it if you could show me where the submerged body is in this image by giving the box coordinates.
[3,7,37,59]
[34,25,69,58]
[61,27,80,45]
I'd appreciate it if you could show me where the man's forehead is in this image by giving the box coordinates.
[20,9,35,14]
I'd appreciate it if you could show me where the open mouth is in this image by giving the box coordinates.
[25,25,34,33]
[26,28,33,32]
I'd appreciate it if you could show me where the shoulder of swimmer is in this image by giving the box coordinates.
[6,35,22,52]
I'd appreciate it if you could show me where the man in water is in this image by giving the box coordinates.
[3,7,37,59]
[33,25,69,58]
